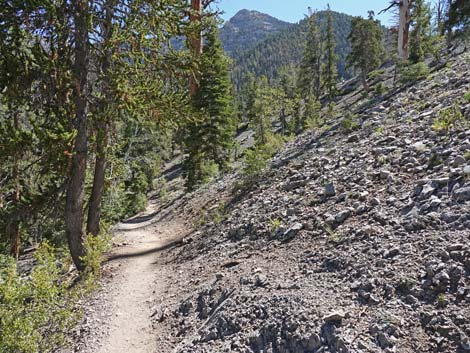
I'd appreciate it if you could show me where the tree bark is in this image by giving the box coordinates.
[280,106,286,136]
[8,111,20,259]
[87,126,107,236]
[189,0,202,96]
[87,0,115,236]
[398,0,412,60]
[361,71,370,92]
[66,0,89,271]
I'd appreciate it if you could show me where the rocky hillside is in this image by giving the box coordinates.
[150,45,470,353]
[219,10,293,56]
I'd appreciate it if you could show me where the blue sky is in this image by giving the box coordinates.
[214,0,398,26]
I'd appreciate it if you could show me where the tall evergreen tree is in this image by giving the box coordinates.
[184,20,235,190]
[446,0,470,36]
[0,0,196,269]
[409,0,433,63]
[297,11,322,132]
[248,76,281,145]
[298,12,322,100]
[322,4,338,104]
[277,66,298,135]
[347,15,384,92]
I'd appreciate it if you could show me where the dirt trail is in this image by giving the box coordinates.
[69,202,187,353]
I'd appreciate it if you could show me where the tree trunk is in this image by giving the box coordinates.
[437,0,445,35]
[87,127,107,236]
[9,112,20,259]
[361,71,370,93]
[87,0,115,236]
[260,116,266,145]
[189,0,202,96]
[66,0,89,271]
[398,0,412,60]
[280,106,286,136]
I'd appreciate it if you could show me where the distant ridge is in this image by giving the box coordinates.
[219,9,293,55]
[222,10,354,89]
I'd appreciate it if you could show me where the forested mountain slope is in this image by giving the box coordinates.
[228,10,354,89]
[146,45,470,353]
[219,10,293,55]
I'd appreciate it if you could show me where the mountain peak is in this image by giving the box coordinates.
[229,9,291,26]
[220,9,292,55]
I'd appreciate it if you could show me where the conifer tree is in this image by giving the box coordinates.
[297,11,322,132]
[0,0,197,268]
[322,4,338,104]
[298,12,322,100]
[347,15,384,92]
[246,76,280,145]
[409,0,433,63]
[446,0,470,36]
[184,19,235,190]
[240,73,257,123]
[277,66,298,135]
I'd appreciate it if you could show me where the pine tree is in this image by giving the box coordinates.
[296,11,322,132]
[239,73,257,123]
[184,19,235,190]
[322,4,338,104]
[298,12,322,100]
[446,0,470,36]
[409,0,433,63]
[246,76,281,145]
[277,66,298,135]
[347,15,384,92]
[0,0,196,268]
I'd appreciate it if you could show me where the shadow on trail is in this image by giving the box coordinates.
[119,193,185,232]
[105,237,186,263]
[122,211,160,224]
[163,161,183,182]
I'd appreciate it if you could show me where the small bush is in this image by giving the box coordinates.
[464,91,470,103]
[236,134,284,190]
[0,244,75,353]
[399,62,430,84]
[269,218,282,236]
[375,126,385,135]
[368,69,385,80]
[374,82,386,96]
[212,203,227,225]
[324,224,342,243]
[304,97,322,129]
[82,228,112,283]
[432,103,464,132]
[341,113,360,133]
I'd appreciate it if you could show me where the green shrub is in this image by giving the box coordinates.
[374,82,386,96]
[269,218,282,236]
[368,69,385,80]
[199,160,220,184]
[127,191,148,215]
[236,134,284,190]
[399,62,430,84]
[0,244,75,353]
[464,91,470,103]
[82,228,112,282]
[341,113,360,133]
[432,103,464,132]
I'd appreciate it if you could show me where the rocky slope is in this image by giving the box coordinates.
[151,46,470,353]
